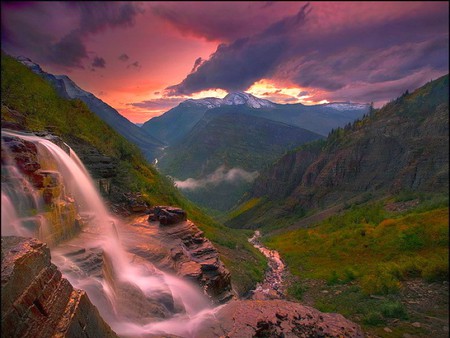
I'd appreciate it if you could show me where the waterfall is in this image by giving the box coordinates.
[1,129,219,337]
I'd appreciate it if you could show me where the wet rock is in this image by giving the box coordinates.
[121,192,149,213]
[2,135,40,174]
[196,299,364,337]
[150,206,187,225]
[1,236,118,337]
[153,218,234,304]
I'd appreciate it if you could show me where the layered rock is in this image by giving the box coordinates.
[196,299,364,337]
[1,236,118,338]
[123,210,234,304]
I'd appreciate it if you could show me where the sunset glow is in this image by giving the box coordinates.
[1,1,448,123]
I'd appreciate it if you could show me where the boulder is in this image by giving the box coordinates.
[1,236,118,338]
[196,299,364,337]
[150,206,187,225]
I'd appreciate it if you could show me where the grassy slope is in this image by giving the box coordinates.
[1,52,265,295]
[264,194,448,334]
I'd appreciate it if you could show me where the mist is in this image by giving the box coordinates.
[175,166,258,191]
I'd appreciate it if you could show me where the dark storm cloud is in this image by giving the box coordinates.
[92,56,106,68]
[118,53,129,62]
[128,97,185,110]
[166,4,310,96]
[166,2,448,103]
[190,57,204,73]
[127,61,141,70]
[1,2,143,68]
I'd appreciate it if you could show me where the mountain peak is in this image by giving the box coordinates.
[223,92,276,108]
[16,56,44,74]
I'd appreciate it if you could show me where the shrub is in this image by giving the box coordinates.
[380,301,408,319]
[288,282,307,300]
[361,270,401,295]
[363,311,385,326]
[422,258,449,282]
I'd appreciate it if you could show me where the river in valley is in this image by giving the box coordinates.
[248,230,286,300]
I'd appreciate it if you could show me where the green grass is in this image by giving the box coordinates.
[265,202,448,292]
[1,52,266,295]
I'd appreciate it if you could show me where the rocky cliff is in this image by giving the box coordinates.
[1,236,118,338]
[228,75,449,228]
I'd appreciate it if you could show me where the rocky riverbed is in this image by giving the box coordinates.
[248,230,287,300]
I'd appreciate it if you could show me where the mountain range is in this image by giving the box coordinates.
[142,92,369,212]
[226,74,449,229]
[141,91,369,145]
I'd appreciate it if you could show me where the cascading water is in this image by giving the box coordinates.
[1,129,220,337]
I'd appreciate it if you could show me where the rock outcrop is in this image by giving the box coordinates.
[124,211,234,304]
[196,299,364,337]
[1,236,118,338]
[149,206,187,225]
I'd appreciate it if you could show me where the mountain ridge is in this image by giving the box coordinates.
[16,56,164,161]
[142,91,369,145]
[226,74,449,229]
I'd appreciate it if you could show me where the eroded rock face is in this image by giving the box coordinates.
[158,218,234,304]
[124,214,234,304]
[196,299,364,337]
[149,206,187,225]
[1,236,118,338]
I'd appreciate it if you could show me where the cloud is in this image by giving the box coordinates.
[165,2,448,105]
[1,2,143,69]
[150,2,299,42]
[127,61,141,70]
[128,97,185,110]
[165,4,311,96]
[118,53,129,61]
[190,57,204,73]
[175,166,259,191]
[92,56,106,68]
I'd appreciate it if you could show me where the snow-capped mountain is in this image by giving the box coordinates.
[181,92,276,109]
[323,102,370,111]
[222,92,276,108]
[182,97,223,109]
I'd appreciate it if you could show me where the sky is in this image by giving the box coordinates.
[1,1,449,123]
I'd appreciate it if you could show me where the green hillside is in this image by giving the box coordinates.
[0,52,265,295]
[226,75,449,230]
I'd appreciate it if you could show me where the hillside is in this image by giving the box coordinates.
[17,57,164,162]
[227,75,449,229]
[1,52,265,296]
[158,106,323,211]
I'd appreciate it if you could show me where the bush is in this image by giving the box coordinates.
[326,270,340,285]
[288,282,306,300]
[422,259,449,282]
[361,270,401,295]
[380,301,408,319]
[363,311,385,326]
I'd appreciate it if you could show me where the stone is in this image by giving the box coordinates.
[411,322,422,328]
[384,327,393,332]
[195,299,364,337]
[1,236,118,337]
[150,206,187,225]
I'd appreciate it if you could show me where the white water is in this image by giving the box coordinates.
[1,130,216,337]
[249,230,286,299]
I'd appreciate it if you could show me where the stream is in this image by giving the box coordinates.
[248,230,286,300]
